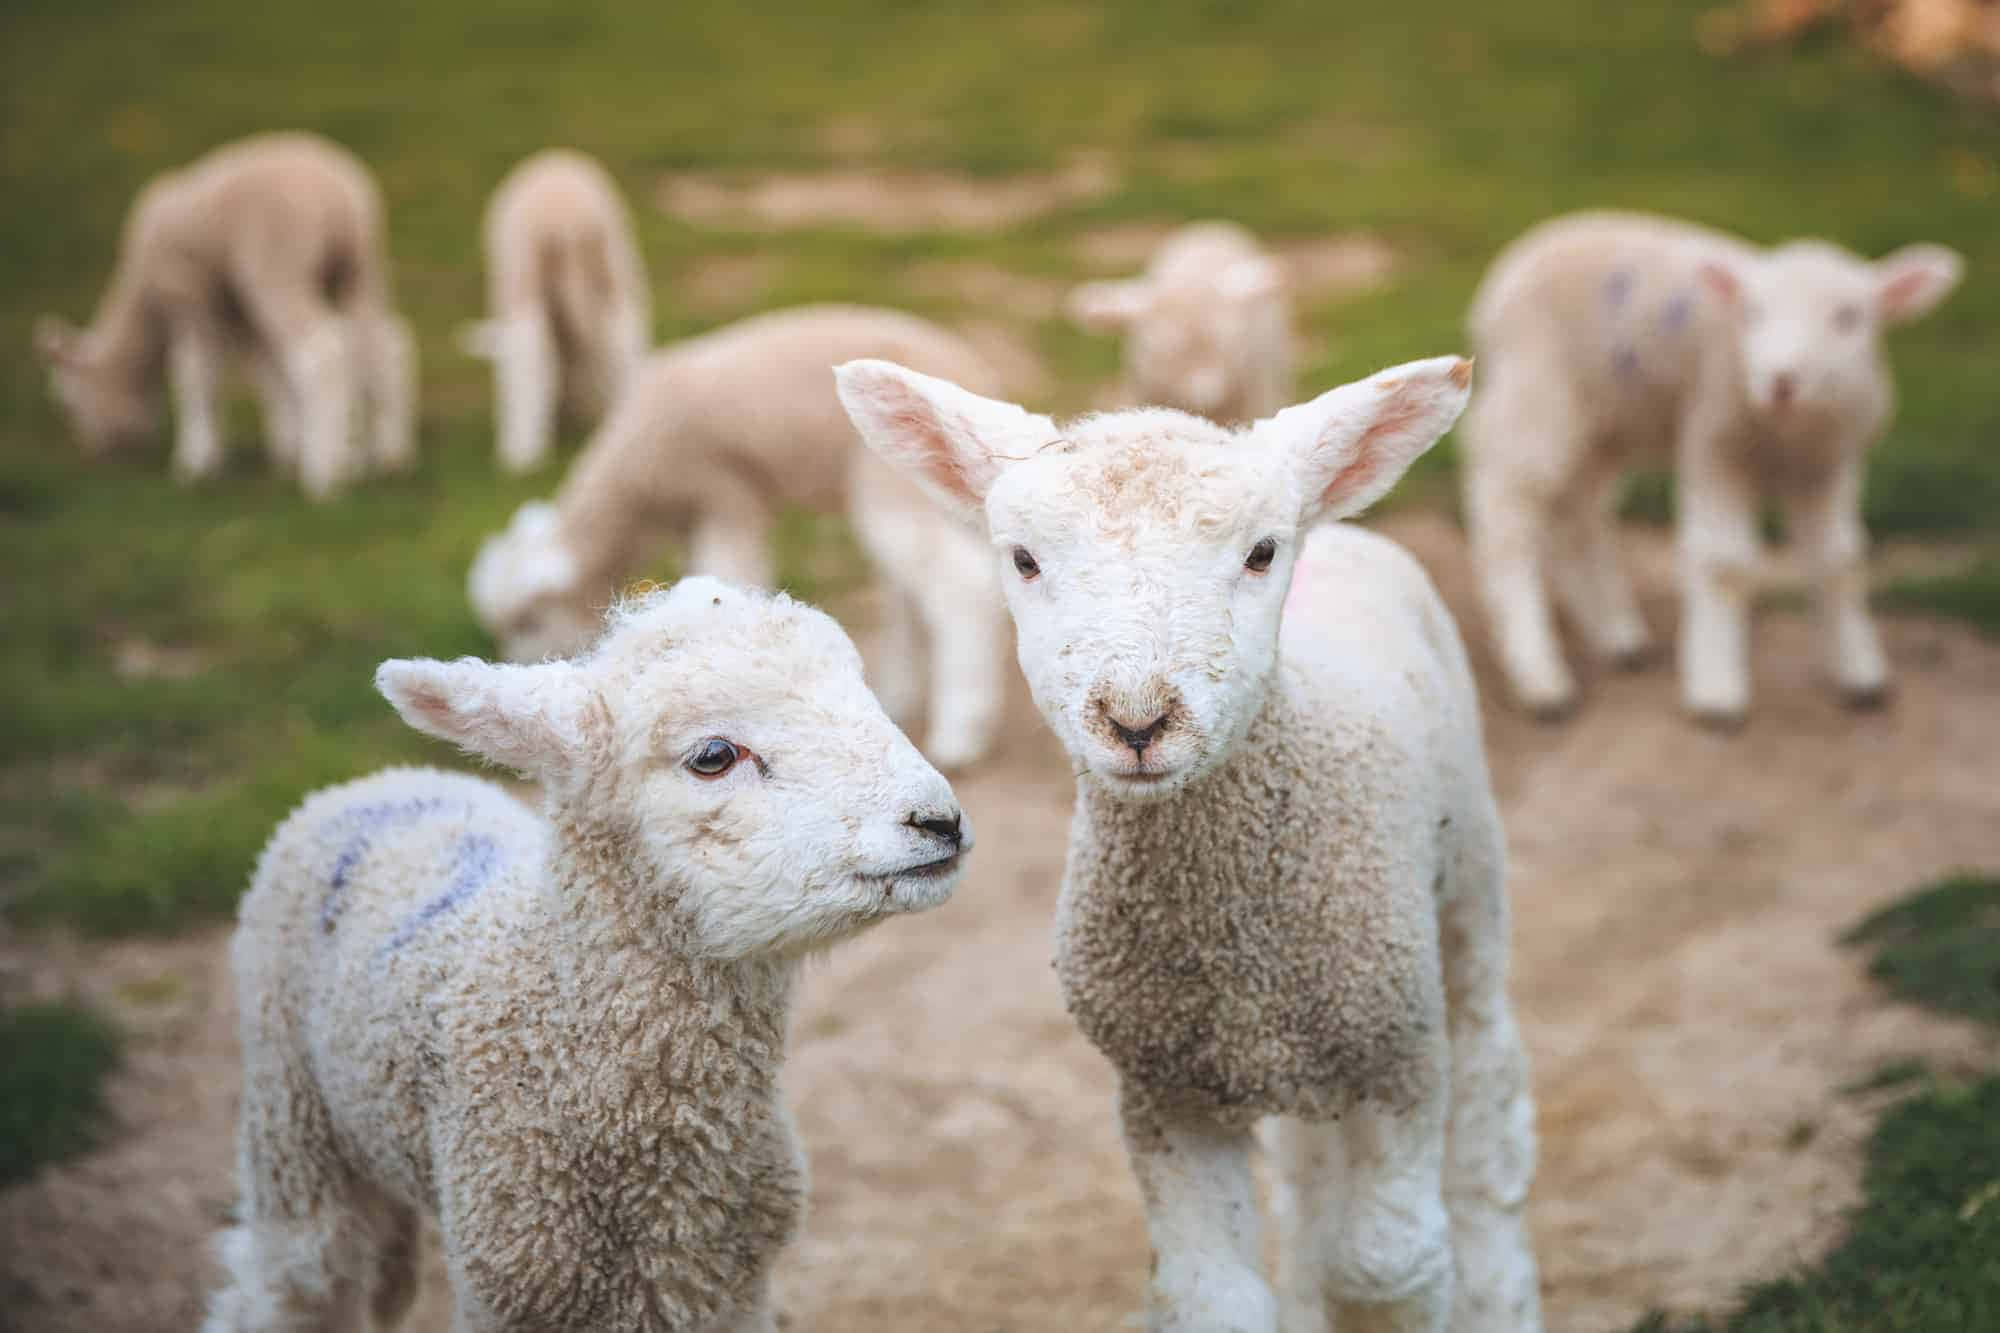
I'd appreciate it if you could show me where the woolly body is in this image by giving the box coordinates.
[35,131,415,499]
[207,579,970,1331]
[1460,210,1963,723]
[469,304,1014,771]
[463,148,651,473]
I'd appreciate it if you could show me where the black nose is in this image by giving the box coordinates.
[1106,711,1171,754]
[909,809,963,846]
[1772,372,1797,404]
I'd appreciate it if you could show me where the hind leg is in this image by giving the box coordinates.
[1440,805,1541,1333]
[359,310,417,474]
[1547,468,1651,669]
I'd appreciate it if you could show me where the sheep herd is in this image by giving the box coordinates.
[33,129,1964,1333]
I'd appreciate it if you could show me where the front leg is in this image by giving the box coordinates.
[1676,430,1762,728]
[1121,1094,1276,1333]
[1788,457,1889,707]
[168,324,225,483]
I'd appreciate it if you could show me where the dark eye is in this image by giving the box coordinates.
[1012,546,1041,580]
[1245,538,1277,573]
[1833,304,1863,333]
[686,738,740,778]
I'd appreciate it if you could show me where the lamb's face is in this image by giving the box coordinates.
[468,502,599,662]
[34,323,155,455]
[1702,239,1961,424]
[594,582,969,957]
[1069,260,1284,421]
[834,353,1473,805]
[985,418,1303,798]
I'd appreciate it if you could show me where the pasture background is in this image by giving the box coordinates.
[2,2,1997,1329]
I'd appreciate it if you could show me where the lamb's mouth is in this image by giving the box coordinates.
[862,851,965,885]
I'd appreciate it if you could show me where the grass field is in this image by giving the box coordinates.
[2,0,1997,1292]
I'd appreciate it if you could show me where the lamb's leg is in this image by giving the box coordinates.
[1790,459,1888,708]
[1121,1096,1276,1333]
[605,296,649,410]
[685,469,776,590]
[490,312,558,474]
[1676,439,1761,727]
[1440,806,1542,1333]
[907,526,1005,772]
[1460,368,1579,719]
[359,310,417,474]
[867,588,927,726]
[1548,469,1651,669]
[168,323,226,484]
[252,351,301,476]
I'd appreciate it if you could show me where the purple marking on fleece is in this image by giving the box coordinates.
[319,797,460,933]
[379,834,501,955]
[1602,267,1635,310]
[1612,345,1640,381]
[1661,291,1693,332]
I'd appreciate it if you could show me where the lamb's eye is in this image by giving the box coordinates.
[1832,304,1863,333]
[1245,538,1278,573]
[1012,547,1041,580]
[686,738,740,778]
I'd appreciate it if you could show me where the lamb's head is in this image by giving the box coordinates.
[1697,239,1961,422]
[378,576,969,958]
[1067,257,1284,419]
[468,501,599,662]
[836,355,1470,800]
[33,316,156,455]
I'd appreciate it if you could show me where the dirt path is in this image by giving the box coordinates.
[5,514,1997,1332]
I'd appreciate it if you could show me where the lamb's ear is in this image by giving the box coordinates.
[1065,279,1153,332]
[1260,356,1473,524]
[833,359,1055,520]
[1218,256,1283,304]
[1875,244,1962,326]
[33,315,79,366]
[1695,259,1742,307]
[376,656,604,777]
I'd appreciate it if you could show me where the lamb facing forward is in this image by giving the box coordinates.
[205,577,971,1333]
[460,149,651,473]
[1066,220,1292,423]
[1460,210,1963,725]
[469,304,1012,772]
[34,132,415,500]
[838,357,1540,1331]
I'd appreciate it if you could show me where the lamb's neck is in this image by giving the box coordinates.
[553,388,695,588]
[538,823,798,1088]
[87,261,164,384]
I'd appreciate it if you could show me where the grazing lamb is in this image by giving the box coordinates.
[836,356,1540,1332]
[1066,220,1292,423]
[205,577,971,1333]
[1460,210,1963,724]
[469,304,1012,772]
[34,132,415,500]
[460,148,651,473]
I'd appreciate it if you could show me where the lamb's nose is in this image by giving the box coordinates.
[908,809,963,847]
[1772,372,1797,405]
[1105,710,1171,754]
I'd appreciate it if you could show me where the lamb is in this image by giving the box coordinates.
[836,355,1541,1332]
[1065,220,1292,423]
[459,149,651,473]
[468,303,1012,772]
[34,131,416,500]
[204,576,971,1333]
[1459,210,1963,724]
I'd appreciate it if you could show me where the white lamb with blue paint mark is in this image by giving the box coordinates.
[205,577,971,1332]
[1460,210,1963,725]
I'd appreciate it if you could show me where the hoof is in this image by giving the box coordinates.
[1606,641,1657,672]
[1521,694,1579,725]
[1840,682,1893,712]
[1687,705,1747,734]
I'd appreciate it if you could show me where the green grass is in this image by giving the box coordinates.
[1843,872,2000,1026]
[1882,556,2000,639]
[0,1000,122,1186]
[2,0,1998,936]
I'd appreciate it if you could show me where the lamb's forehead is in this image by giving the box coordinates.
[1755,240,1873,298]
[989,407,1285,539]
[588,579,861,696]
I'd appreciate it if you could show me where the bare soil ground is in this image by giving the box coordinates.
[4,515,1997,1333]
[654,158,1118,233]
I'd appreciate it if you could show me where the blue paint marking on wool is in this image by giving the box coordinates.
[1661,290,1693,332]
[379,834,502,956]
[1602,267,1635,310]
[1612,345,1641,381]
[319,797,458,933]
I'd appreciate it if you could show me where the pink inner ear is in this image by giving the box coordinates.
[1879,267,1933,319]
[1319,379,1421,507]
[883,400,979,505]
[1696,262,1739,304]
